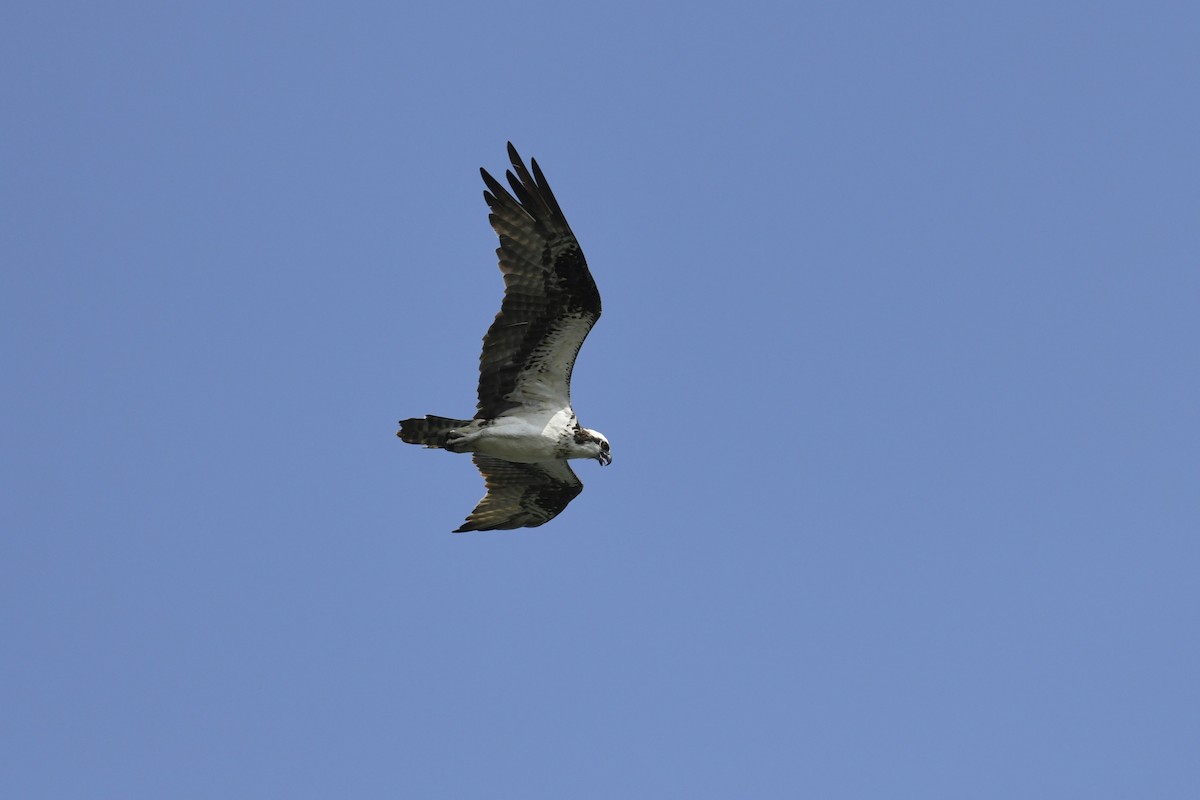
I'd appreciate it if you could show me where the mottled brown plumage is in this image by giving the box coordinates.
[397,415,473,449]
[454,456,584,532]
[476,143,602,419]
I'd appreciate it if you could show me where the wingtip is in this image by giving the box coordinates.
[480,166,507,203]
[506,141,520,164]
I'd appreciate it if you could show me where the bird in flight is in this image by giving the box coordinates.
[398,143,610,532]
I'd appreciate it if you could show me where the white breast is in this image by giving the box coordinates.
[472,408,576,463]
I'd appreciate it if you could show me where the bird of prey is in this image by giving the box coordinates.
[397,143,610,532]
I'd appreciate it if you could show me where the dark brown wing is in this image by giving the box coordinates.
[454,456,584,532]
[476,143,601,419]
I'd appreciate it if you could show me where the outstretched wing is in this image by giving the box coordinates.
[455,455,584,532]
[476,143,602,419]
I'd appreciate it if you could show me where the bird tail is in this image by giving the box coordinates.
[397,415,473,449]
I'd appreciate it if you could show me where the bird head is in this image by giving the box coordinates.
[583,428,612,466]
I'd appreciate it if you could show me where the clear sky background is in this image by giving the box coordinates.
[3,2,1198,797]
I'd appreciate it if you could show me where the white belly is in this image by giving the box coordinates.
[472,411,572,463]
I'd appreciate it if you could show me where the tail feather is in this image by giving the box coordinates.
[397,415,472,449]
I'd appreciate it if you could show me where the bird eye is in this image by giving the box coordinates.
[600,441,609,451]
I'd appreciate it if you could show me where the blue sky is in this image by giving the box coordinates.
[3,1,1199,797]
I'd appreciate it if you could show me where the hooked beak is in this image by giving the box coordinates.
[598,452,612,466]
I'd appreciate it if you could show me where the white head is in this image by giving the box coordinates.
[575,427,612,466]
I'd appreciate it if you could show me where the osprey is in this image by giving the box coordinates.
[397,143,610,532]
